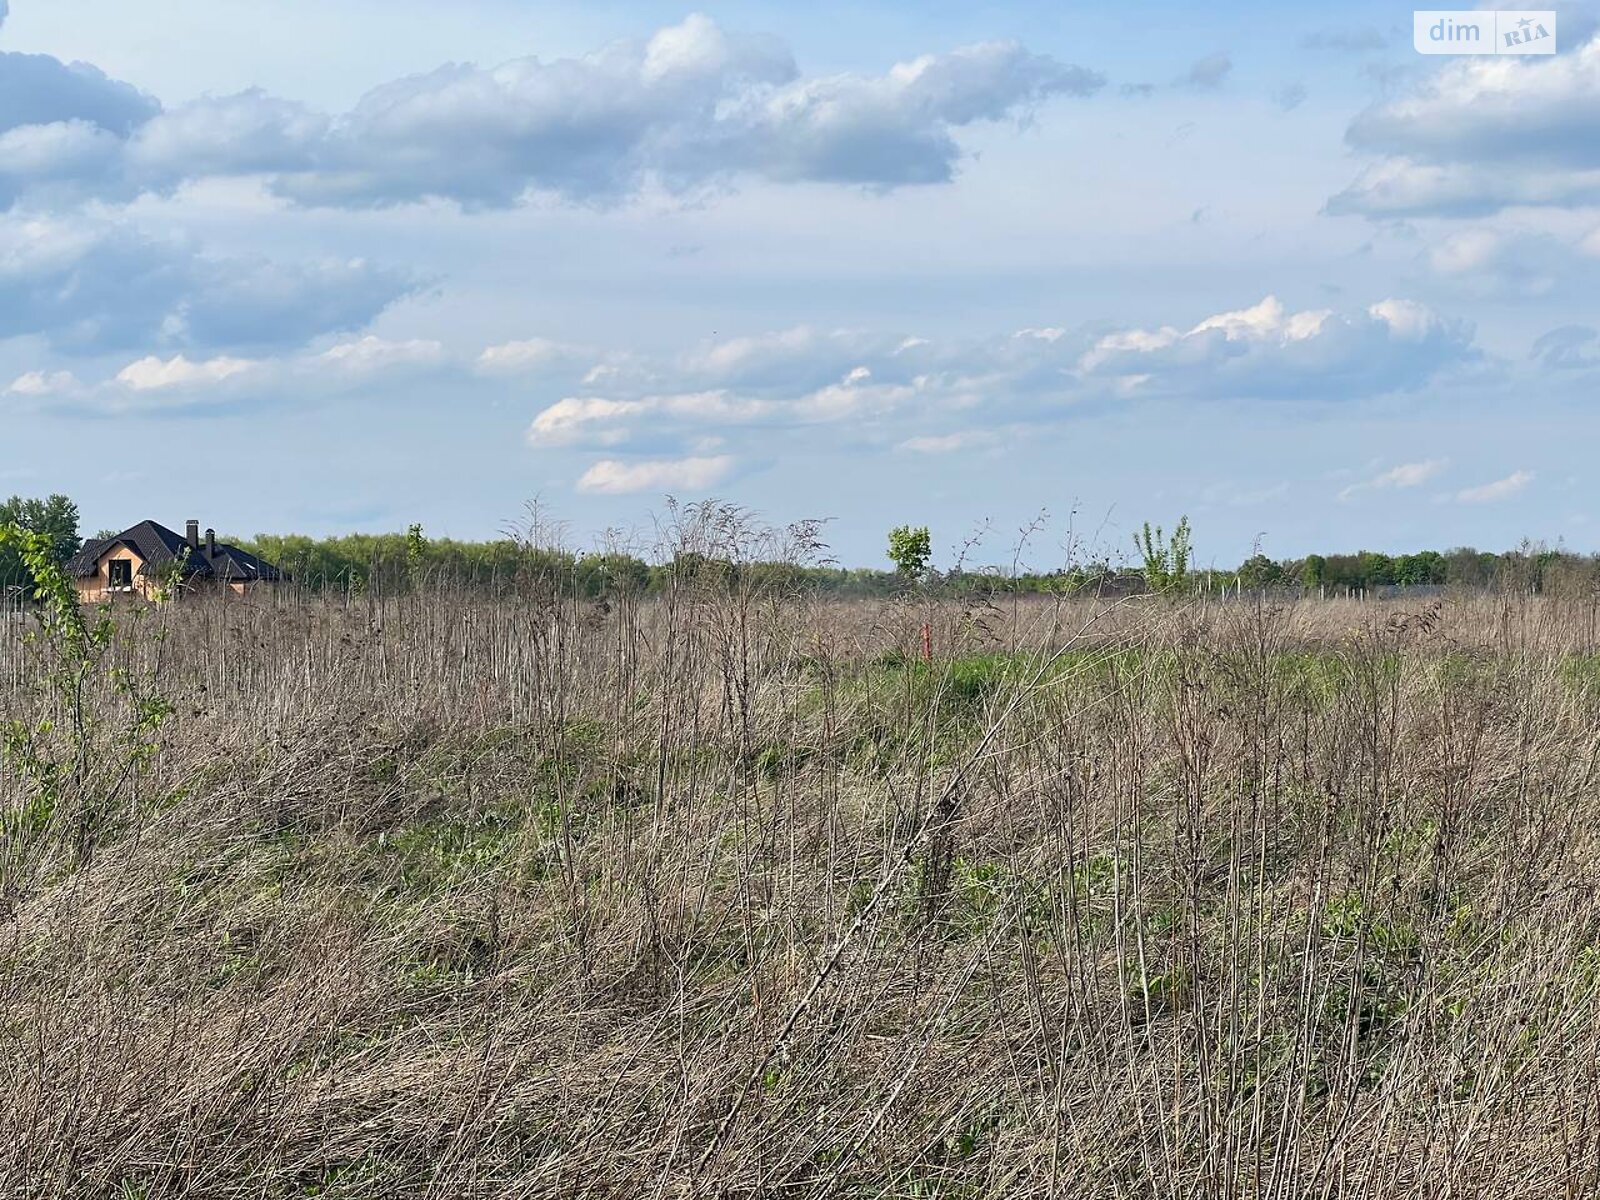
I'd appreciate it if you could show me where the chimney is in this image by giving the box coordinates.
[186,520,200,549]
[205,528,216,558]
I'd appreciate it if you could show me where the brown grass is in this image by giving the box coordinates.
[3,566,1600,1197]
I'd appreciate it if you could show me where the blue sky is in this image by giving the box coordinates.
[1,0,1597,570]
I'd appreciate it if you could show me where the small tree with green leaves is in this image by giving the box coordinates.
[1237,553,1284,592]
[406,523,427,588]
[1301,553,1327,592]
[0,524,172,881]
[1135,516,1193,596]
[887,525,932,581]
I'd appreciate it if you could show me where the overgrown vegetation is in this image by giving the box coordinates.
[7,491,1600,599]
[4,504,1600,1196]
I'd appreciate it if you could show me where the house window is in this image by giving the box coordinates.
[108,559,133,589]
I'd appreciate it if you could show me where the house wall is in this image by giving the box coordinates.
[74,541,280,603]
[74,546,157,603]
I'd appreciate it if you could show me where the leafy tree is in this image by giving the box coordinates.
[887,525,932,580]
[1358,551,1396,588]
[1300,553,1327,591]
[0,522,172,869]
[1444,547,1495,588]
[1135,516,1192,595]
[1394,550,1446,586]
[406,523,427,586]
[0,494,81,598]
[1236,553,1284,591]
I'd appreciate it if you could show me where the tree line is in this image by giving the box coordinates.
[2,494,1598,601]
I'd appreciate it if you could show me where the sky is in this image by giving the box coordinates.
[0,0,1597,571]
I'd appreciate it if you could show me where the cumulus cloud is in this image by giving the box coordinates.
[22,295,1483,434]
[0,215,416,353]
[115,353,259,391]
[125,89,326,183]
[1074,295,1473,401]
[0,15,1104,211]
[1421,228,1575,295]
[576,454,735,494]
[4,369,77,397]
[314,335,445,374]
[477,337,589,375]
[528,396,653,446]
[686,326,921,396]
[1329,158,1600,218]
[11,332,453,413]
[0,52,158,139]
[1455,470,1534,503]
[1338,458,1448,500]
[1332,36,1600,216]
[0,18,156,205]
[503,295,1478,457]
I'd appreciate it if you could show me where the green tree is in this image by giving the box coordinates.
[1236,553,1284,591]
[1135,516,1193,595]
[887,525,932,580]
[1300,553,1327,591]
[1394,550,1446,586]
[1358,551,1396,588]
[0,494,81,598]
[406,523,427,586]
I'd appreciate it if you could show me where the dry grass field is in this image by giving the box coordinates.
[4,551,1600,1196]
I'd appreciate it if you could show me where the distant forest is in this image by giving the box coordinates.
[233,533,1599,599]
[4,493,1599,600]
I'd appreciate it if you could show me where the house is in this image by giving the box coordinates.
[66,519,284,602]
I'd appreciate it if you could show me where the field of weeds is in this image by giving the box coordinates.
[4,565,1600,1197]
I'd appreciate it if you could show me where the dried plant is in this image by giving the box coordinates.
[2,515,1600,1197]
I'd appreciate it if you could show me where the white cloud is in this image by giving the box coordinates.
[507,296,1475,459]
[1455,470,1534,503]
[126,89,326,182]
[477,338,587,375]
[576,454,735,494]
[4,369,79,397]
[0,16,1105,212]
[528,397,651,446]
[1427,230,1502,275]
[0,214,413,354]
[1329,158,1600,218]
[526,390,775,447]
[1076,295,1470,400]
[38,294,1483,434]
[1333,35,1600,216]
[315,335,444,374]
[1420,228,1573,296]
[1338,458,1448,501]
[0,48,157,141]
[1081,296,1332,371]
[115,354,258,391]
